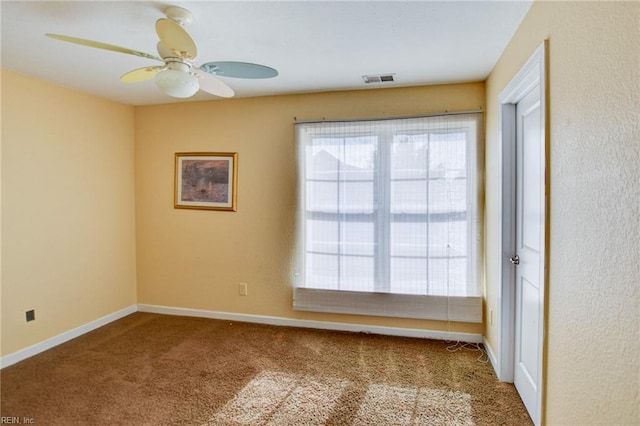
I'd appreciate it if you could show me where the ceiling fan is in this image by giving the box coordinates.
[46,6,278,99]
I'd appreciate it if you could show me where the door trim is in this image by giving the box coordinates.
[496,41,548,425]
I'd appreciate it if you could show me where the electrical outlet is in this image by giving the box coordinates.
[26,309,35,322]
[239,282,248,296]
[489,309,494,326]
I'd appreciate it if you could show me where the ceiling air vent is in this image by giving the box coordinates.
[362,74,395,84]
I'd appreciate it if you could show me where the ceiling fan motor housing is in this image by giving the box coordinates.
[165,6,193,26]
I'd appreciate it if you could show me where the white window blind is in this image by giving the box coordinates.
[294,113,482,323]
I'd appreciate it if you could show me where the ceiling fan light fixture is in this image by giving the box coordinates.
[155,69,199,98]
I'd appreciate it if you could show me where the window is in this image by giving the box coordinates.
[294,113,482,322]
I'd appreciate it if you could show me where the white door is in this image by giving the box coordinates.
[513,84,544,425]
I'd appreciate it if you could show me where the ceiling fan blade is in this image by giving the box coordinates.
[155,18,197,60]
[200,62,278,79]
[120,66,164,83]
[46,34,162,62]
[194,69,234,98]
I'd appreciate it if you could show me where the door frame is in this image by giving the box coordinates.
[496,41,548,424]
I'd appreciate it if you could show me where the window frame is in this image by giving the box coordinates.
[294,113,482,322]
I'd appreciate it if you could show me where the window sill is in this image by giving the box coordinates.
[293,288,482,323]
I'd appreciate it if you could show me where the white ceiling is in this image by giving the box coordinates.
[1,1,532,106]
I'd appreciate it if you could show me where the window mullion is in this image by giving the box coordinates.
[426,133,431,295]
[375,130,392,292]
[465,126,477,297]
[337,138,344,290]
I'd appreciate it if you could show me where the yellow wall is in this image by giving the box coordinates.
[484,2,639,424]
[135,83,485,335]
[1,70,138,356]
[1,76,485,357]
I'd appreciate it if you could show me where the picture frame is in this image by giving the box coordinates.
[174,152,238,211]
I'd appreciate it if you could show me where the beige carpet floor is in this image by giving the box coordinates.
[0,313,532,425]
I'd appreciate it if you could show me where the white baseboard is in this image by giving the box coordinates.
[484,337,499,377]
[137,304,483,343]
[0,304,137,369]
[1,303,483,368]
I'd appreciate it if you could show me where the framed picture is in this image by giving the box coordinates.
[174,152,238,211]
